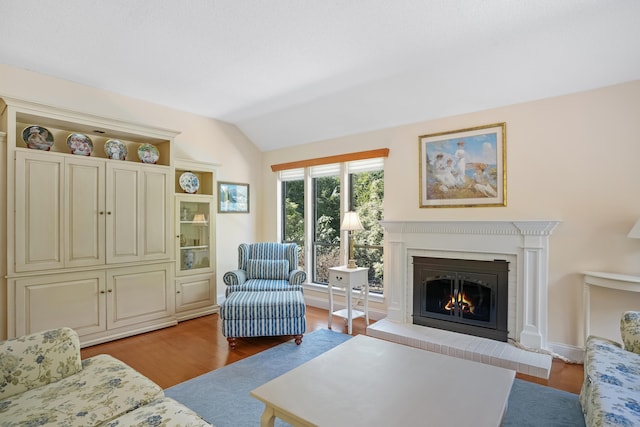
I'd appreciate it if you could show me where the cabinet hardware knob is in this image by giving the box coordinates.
[107,211,112,215]
[99,211,104,215]
[176,290,181,294]
[100,290,105,294]
[107,289,113,293]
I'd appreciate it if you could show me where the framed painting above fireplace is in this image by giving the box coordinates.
[419,122,506,208]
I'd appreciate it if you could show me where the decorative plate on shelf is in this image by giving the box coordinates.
[179,172,200,194]
[66,133,93,156]
[22,125,54,151]
[104,139,127,160]
[137,143,159,164]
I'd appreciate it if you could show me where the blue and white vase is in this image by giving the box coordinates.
[183,249,194,270]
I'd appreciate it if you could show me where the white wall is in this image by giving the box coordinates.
[261,80,640,351]
[0,64,262,305]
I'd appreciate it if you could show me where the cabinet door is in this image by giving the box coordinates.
[106,263,174,329]
[175,274,216,313]
[106,162,140,263]
[141,166,171,260]
[12,271,106,337]
[65,157,106,267]
[105,163,171,263]
[175,196,213,275]
[14,151,64,272]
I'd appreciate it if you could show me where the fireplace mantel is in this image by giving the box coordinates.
[380,220,560,236]
[379,220,560,350]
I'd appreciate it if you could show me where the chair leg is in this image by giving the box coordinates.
[227,337,237,349]
[294,334,303,345]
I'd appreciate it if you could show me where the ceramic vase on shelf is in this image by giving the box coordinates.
[183,249,194,270]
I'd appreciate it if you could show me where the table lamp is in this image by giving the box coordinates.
[628,218,640,239]
[192,213,208,246]
[341,211,364,268]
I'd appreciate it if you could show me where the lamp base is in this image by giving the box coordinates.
[347,259,357,269]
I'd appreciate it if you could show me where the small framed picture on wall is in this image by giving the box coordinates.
[218,181,250,213]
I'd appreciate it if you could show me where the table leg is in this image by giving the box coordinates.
[347,283,353,334]
[364,282,369,326]
[583,282,591,347]
[328,282,334,329]
[260,405,276,427]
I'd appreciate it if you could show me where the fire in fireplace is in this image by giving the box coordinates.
[413,257,509,342]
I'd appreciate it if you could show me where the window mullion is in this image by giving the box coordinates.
[340,163,349,268]
[304,168,313,283]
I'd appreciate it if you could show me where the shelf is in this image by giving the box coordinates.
[3,96,177,166]
[175,166,215,196]
[180,246,209,250]
[332,308,365,320]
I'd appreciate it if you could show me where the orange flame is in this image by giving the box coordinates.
[444,292,475,314]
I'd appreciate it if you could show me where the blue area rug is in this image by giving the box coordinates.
[166,329,585,427]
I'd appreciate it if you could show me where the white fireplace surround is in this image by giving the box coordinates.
[379,220,560,350]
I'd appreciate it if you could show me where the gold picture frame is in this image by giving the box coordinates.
[419,123,506,208]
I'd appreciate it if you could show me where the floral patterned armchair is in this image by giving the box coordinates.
[223,242,307,296]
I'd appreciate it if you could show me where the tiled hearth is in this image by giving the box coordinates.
[367,319,552,378]
[369,220,560,379]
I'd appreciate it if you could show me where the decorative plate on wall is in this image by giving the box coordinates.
[179,171,200,193]
[66,133,93,156]
[137,143,159,164]
[22,125,54,150]
[104,139,127,160]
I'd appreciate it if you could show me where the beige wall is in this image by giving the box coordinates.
[3,63,639,352]
[0,64,262,303]
[262,80,640,352]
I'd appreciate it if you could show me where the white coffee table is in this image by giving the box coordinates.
[250,334,515,427]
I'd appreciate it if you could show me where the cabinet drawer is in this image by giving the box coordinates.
[328,267,368,288]
[329,271,351,287]
[329,272,352,287]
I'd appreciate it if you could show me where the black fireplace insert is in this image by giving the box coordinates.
[413,257,509,341]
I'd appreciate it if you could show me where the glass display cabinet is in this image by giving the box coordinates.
[177,198,212,273]
[174,160,218,320]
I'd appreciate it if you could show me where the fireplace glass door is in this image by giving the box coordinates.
[421,270,496,329]
[413,257,509,341]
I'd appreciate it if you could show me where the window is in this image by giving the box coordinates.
[281,168,305,269]
[278,155,385,294]
[311,164,341,284]
[348,159,385,294]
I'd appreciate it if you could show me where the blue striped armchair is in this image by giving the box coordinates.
[223,242,306,296]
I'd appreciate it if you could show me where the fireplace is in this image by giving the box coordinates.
[366,220,560,378]
[377,220,560,350]
[413,257,509,341]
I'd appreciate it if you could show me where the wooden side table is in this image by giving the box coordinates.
[328,266,369,334]
[583,271,640,345]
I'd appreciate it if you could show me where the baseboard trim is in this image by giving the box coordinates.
[548,341,585,364]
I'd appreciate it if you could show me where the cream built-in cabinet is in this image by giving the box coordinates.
[0,96,190,345]
[14,151,171,270]
[173,160,218,321]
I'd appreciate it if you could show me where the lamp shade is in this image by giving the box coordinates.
[341,211,363,231]
[192,213,207,224]
[628,218,640,239]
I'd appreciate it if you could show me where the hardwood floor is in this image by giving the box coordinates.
[80,306,584,393]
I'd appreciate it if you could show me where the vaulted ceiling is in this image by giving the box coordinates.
[2,1,639,151]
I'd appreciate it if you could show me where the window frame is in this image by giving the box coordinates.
[277,155,385,296]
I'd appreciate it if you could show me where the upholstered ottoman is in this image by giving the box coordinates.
[219,290,306,349]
